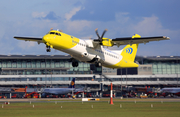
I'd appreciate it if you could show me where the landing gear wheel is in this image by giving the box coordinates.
[72,61,78,67]
[46,45,51,52]
[46,48,51,52]
[95,62,102,67]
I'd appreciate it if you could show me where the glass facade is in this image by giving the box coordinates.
[102,67,117,75]
[0,55,102,75]
[1,55,180,76]
[139,56,180,75]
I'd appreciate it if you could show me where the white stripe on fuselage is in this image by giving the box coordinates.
[60,39,122,67]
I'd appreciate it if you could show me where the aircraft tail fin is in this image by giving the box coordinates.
[120,34,140,62]
[68,78,75,88]
[118,34,140,68]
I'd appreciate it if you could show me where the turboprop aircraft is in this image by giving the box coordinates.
[14,28,170,69]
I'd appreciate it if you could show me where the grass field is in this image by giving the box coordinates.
[0,99,180,117]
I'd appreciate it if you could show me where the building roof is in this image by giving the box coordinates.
[0,55,71,59]
[136,56,180,61]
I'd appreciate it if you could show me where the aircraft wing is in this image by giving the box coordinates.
[14,36,43,44]
[112,36,170,47]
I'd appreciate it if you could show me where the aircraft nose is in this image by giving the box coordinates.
[42,35,50,43]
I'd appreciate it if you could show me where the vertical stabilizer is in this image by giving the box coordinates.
[68,78,75,88]
[120,34,140,62]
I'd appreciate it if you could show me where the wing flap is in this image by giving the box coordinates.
[14,36,43,44]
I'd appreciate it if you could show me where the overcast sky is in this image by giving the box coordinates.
[0,0,179,56]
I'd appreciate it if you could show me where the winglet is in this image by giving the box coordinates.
[163,36,170,40]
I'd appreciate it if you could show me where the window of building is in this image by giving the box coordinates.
[78,62,83,67]
[41,61,45,68]
[171,64,176,74]
[166,64,171,74]
[83,67,89,71]
[55,61,60,68]
[51,61,55,68]
[7,61,11,68]
[12,61,17,68]
[46,60,51,68]
[36,61,41,68]
[2,60,6,68]
[27,61,31,68]
[17,61,21,68]
[65,61,69,68]
[31,61,36,68]
[22,61,27,68]
[97,67,102,71]
[60,60,64,67]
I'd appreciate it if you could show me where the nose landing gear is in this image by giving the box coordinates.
[46,46,51,52]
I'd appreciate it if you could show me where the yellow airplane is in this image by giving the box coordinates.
[14,28,170,68]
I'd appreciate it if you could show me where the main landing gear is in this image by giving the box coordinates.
[95,61,102,67]
[93,58,102,67]
[70,58,79,67]
[70,57,102,68]
[72,61,79,67]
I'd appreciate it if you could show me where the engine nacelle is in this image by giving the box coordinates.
[102,38,113,47]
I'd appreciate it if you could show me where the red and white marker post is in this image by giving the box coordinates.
[109,82,113,104]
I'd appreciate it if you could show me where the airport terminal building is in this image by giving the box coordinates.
[0,55,179,98]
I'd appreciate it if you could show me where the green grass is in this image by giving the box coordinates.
[0,101,180,117]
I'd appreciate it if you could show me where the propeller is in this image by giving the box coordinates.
[95,28,108,44]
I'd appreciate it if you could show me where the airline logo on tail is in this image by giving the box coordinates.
[71,81,75,86]
[69,78,75,88]
[123,47,133,54]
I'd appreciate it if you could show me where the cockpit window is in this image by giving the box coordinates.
[49,32,61,36]
[56,33,61,36]
[50,32,55,34]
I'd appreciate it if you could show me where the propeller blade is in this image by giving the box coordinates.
[95,28,101,40]
[100,29,108,39]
